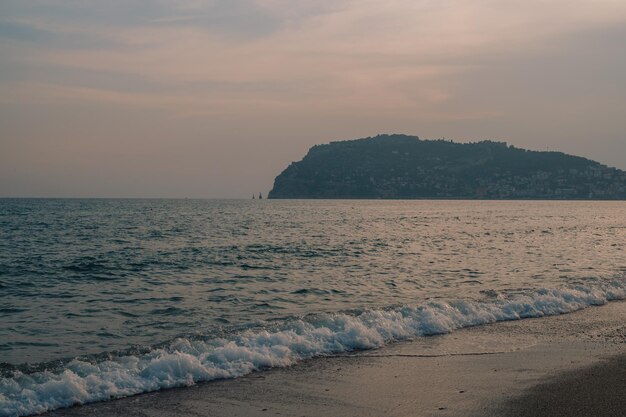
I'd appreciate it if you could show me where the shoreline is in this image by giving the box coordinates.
[43,300,626,417]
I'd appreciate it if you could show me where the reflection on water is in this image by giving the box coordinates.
[0,199,624,364]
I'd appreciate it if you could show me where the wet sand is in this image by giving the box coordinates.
[490,354,626,417]
[46,301,626,417]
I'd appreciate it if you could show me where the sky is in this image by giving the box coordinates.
[1,0,625,198]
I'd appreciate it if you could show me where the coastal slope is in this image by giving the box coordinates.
[268,134,626,199]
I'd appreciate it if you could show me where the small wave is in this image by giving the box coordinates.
[0,308,27,314]
[62,261,106,273]
[291,288,332,295]
[149,307,185,316]
[1,280,625,417]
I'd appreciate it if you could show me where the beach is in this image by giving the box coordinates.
[44,300,626,417]
[494,354,626,417]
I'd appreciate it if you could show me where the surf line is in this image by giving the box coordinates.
[331,350,515,358]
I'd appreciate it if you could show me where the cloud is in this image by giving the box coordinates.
[2,1,625,116]
[0,0,287,40]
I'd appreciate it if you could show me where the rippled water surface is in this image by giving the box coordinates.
[1,199,625,366]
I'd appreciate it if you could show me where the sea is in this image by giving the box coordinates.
[1,199,625,416]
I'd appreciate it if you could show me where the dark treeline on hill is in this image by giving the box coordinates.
[268,134,626,199]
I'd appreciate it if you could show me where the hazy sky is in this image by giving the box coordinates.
[1,0,625,197]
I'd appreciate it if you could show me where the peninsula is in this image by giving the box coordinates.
[268,134,626,199]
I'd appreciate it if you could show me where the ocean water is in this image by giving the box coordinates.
[0,199,625,416]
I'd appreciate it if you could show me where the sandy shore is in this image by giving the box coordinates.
[490,354,626,417]
[46,301,626,417]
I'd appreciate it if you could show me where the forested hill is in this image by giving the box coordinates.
[268,134,626,199]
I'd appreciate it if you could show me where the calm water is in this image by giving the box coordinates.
[1,199,625,416]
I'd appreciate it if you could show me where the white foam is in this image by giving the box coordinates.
[1,280,625,417]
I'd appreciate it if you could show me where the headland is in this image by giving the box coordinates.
[269,135,626,199]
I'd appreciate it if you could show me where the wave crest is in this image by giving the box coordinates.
[1,280,625,417]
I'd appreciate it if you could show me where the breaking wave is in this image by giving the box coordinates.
[1,280,625,417]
